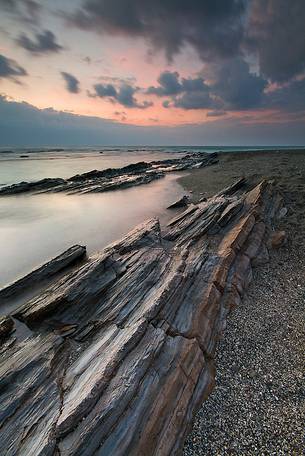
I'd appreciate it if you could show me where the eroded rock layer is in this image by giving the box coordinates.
[0,152,218,196]
[0,179,282,456]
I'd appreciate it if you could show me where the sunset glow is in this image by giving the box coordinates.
[0,1,304,144]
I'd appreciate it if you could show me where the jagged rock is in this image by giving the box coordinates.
[0,316,14,340]
[0,178,282,455]
[0,152,218,196]
[167,195,190,209]
[0,245,86,301]
[0,178,66,195]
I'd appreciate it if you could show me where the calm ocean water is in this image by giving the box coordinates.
[0,145,303,290]
[0,145,302,186]
[0,147,186,289]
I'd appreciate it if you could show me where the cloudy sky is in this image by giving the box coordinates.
[0,0,305,145]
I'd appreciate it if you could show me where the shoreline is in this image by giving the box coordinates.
[178,148,305,199]
[181,149,305,454]
[0,149,304,454]
[0,171,282,454]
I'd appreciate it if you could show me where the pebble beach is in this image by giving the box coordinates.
[182,149,305,455]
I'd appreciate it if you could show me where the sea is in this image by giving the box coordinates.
[0,145,302,289]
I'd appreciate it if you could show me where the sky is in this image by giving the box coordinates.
[0,0,305,146]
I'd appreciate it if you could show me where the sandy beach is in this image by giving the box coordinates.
[181,149,305,454]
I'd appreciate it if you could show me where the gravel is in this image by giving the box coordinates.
[183,190,305,455]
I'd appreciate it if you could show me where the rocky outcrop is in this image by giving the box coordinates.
[0,177,66,195]
[0,178,282,455]
[0,245,86,300]
[167,195,190,209]
[0,152,218,196]
[0,316,14,340]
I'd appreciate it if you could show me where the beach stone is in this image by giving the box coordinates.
[271,231,287,248]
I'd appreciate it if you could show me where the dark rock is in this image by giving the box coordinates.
[0,152,218,196]
[270,231,287,248]
[0,316,14,340]
[167,195,190,209]
[0,244,86,301]
[0,178,66,195]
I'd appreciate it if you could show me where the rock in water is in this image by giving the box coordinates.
[0,152,218,196]
[0,244,86,301]
[167,195,190,209]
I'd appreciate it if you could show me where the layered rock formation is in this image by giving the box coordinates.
[0,152,218,196]
[0,178,282,455]
[0,245,86,300]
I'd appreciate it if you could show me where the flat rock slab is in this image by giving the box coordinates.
[0,178,282,455]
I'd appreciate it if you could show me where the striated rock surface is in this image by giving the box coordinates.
[0,178,283,455]
[0,245,86,300]
[0,316,14,340]
[167,195,190,209]
[0,152,217,196]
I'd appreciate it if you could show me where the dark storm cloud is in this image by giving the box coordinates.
[246,0,305,82]
[172,91,217,110]
[66,0,305,86]
[61,72,80,94]
[148,63,266,111]
[205,57,267,109]
[16,30,63,55]
[147,71,212,98]
[93,82,153,109]
[147,72,182,96]
[153,64,305,113]
[264,77,305,112]
[0,0,41,24]
[148,71,217,110]
[0,53,27,80]
[94,83,117,98]
[68,0,246,61]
